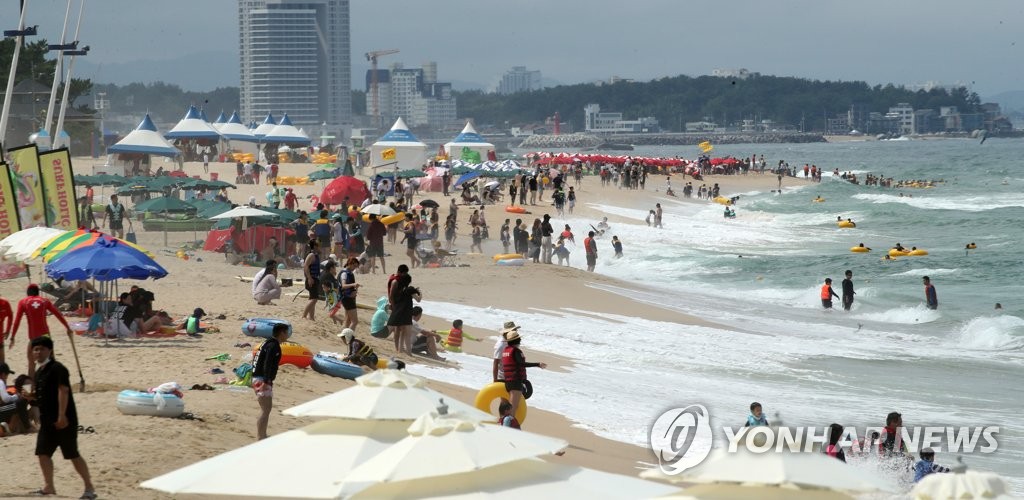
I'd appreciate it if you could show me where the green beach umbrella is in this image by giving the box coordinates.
[134,197,196,213]
[307,169,338,181]
[185,178,237,190]
[450,166,474,175]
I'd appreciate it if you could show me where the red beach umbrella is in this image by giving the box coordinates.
[320,176,370,206]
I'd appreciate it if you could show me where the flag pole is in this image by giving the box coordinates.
[53,0,86,149]
[43,0,74,139]
[0,1,30,147]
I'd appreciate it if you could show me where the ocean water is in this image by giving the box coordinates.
[409,138,1024,494]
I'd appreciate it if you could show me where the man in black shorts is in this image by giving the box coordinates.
[105,194,126,239]
[28,336,96,498]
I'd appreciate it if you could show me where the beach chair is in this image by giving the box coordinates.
[435,248,460,267]
[415,246,439,266]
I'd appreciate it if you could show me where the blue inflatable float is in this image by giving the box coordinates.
[311,354,365,379]
[242,318,293,339]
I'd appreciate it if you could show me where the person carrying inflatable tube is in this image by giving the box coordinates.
[441,319,480,353]
[501,329,546,426]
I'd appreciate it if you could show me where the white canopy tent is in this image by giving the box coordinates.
[107,114,180,156]
[370,117,428,171]
[444,121,494,160]
[262,112,311,145]
[164,105,221,141]
[253,112,278,139]
[211,111,228,132]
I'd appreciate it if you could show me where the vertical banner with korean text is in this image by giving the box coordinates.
[0,162,27,279]
[7,144,47,229]
[38,148,79,230]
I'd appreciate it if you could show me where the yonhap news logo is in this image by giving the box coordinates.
[650,405,1000,475]
[649,404,713,475]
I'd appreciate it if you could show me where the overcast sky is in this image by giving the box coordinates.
[3,0,1021,97]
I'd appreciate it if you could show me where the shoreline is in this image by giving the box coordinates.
[0,157,809,497]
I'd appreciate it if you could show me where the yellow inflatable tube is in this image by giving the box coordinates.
[362,212,406,225]
[492,253,524,262]
[713,196,732,206]
[908,249,929,256]
[474,382,527,424]
[850,246,871,253]
[837,221,856,228]
[813,197,826,203]
[889,249,910,257]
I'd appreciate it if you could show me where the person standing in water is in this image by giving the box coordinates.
[923,276,938,310]
[820,278,840,309]
[841,270,855,311]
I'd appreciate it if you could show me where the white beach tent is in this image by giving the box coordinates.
[370,117,428,171]
[218,111,257,142]
[107,114,180,156]
[211,111,227,132]
[262,112,311,146]
[444,120,494,160]
[164,105,221,140]
[253,112,278,139]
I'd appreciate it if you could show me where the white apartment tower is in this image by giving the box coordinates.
[238,0,352,128]
[498,66,542,95]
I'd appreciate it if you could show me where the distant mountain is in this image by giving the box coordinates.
[986,90,1024,113]
[76,50,238,91]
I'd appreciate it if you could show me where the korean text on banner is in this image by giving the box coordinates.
[381,148,396,161]
[0,162,27,279]
[0,162,22,238]
[38,148,79,229]
[7,144,47,229]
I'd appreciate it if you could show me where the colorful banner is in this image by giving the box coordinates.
[0,163,21,238]
[38,148,79,230]
[7,144,47,229]
[381,147,396,160]
[0,162,27,280]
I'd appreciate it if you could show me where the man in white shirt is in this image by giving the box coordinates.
[492,321,519,382]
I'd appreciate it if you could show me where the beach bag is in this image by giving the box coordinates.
[125,220,138,244]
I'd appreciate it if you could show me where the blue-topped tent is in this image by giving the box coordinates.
[253,113,277,138]
[370,117,427,171]
[212,111,228,132]
[199,108,211,123]
[444,121,494,161]
[218,111,257,142]
[108,114,181,156]
[165,105,222,140]
[262,113,311,145]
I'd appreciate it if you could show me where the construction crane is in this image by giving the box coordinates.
[366,49,400,128]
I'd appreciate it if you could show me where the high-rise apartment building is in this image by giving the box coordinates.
[497,66,542,95]
[365,62,457,128]
[238,0,351,128]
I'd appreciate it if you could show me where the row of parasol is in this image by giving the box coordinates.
[0,227,166,282]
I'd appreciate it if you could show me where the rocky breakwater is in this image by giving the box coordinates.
[607,133,826,146]
[518,133,604,149]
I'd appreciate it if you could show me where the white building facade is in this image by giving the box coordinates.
[238,0,352,128]
[498,66,542,95]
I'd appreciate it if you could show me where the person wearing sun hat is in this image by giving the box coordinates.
[501,328,547,423]
[492,321,519,383]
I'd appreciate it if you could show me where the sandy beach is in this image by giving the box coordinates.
[0,157,809,498]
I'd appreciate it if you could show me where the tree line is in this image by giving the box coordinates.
[454,73,982,132]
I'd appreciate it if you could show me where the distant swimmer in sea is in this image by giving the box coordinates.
[894,242,906,252]
[857,243,872,251]
[846,218,856,227]
[923,276,938,310]
[995,303,1003,310]
[724,207,736,218]
[820,278,840,309]
[596,217,610,231]
[965,242,976,256]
